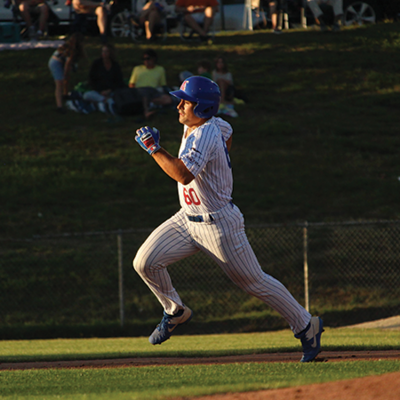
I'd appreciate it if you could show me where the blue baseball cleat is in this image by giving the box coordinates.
[149,306,193,345]
[295,316,324,362]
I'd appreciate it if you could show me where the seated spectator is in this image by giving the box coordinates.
[175,0,218,42]
[136,0,168,41]
[48,32,87,113]
[72,0,109,43]
[83,43,126,113]
[268,0,286,34]
[179,59,212,82]
[128,48,173,119]
[17,0,49,39]
[212,55,238,118]
[307,0,343,31]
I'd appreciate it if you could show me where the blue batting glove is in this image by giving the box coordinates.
[135,126,161,155]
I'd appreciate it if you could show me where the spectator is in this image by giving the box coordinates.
[48,32,87,113]
[72,0,109,43]
[17,0,49,39]
[83,43,126,113]
[128,48,173,119]
[268,0,285,34]
[212,55,238,118]
[175,0,218,41]
[136,0,168,41]
[179,59,212,82]
[307,0,343,31]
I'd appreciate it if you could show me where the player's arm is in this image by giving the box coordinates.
[152,148,194,185]
[135,126,194,185]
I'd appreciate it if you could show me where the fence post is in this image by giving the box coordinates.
[117,231,125,327]
[303,221,310,312]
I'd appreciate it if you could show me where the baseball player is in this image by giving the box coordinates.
[133,76,323,362]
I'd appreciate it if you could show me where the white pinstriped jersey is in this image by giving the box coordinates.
[178,117,233,214]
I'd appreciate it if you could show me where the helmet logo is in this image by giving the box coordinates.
[181,80,189,91]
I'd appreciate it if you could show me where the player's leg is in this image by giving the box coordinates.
[133,210,198,344]
[192,204,323,360]
[190,204,309,333]
[133,209,199,315]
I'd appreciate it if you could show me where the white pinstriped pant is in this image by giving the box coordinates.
[133,203,311,334]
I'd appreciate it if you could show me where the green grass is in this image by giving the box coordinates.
[1,361,400,399]
[1,329,399,399]
[1,328,399,363]
[2,23,400,239]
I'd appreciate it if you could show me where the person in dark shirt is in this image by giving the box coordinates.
[83,43,126,112]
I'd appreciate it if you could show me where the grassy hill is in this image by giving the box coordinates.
[2,23,400,240]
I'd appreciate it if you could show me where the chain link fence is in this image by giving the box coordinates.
[1,220,399,336]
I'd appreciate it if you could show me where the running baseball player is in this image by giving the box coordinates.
[133,76,323,362]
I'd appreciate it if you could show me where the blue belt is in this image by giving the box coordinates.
[188,215,205,223]
[187,202,233,223]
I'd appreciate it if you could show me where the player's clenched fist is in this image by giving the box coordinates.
[135,126,161,155]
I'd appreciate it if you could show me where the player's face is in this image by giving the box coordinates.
[177,99,203,128]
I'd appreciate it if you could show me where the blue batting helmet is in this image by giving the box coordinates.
[170,76,221,119]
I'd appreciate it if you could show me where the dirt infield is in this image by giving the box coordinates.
[177,371,400,400]
[1,350,400,370]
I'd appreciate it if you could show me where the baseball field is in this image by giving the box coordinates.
[1,17,400,400]
[1,320,400,399]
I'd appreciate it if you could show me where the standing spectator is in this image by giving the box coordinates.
[83,43,126,113]
[307,0,343,31]
[72,0,109,43]
[17,0,49,39]
[212,55,237,118]
[175,0,218,41]
[128,49,173,119]
[48,32,87,113]
[136,0,168,41]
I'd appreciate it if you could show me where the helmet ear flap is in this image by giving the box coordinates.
[194,103,217,119]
